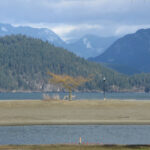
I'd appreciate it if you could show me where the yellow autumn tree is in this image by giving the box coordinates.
[48,71,91,100]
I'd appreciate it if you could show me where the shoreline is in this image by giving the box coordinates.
[1,120,150,126]
[0,90,148,93]
[0,144,150,150]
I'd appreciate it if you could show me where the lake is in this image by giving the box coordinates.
[0,125,150,145]
[0,92,150,100]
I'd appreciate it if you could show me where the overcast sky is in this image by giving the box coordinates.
[0,0,150,41]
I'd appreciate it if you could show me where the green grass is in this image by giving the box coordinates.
[0,145,150,150]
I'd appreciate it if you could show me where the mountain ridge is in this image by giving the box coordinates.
[65,34,117,58]
[0,23,117,58]
[0,23,65,46]
[89,28,150,74]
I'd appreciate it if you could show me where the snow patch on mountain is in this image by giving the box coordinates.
[83,38,92,49]
[1,27,8,32]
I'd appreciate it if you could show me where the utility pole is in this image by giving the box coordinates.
[103,77,106,100]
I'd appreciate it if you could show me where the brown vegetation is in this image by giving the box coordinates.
[48,71,90,100]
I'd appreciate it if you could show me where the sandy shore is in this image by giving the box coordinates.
[0,99,150,125]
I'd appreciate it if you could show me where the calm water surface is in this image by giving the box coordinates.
[0,125,150,145]
[0,92,150,100]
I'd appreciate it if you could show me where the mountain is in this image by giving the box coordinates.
[1,34,150,92]
[0,23,65,46]
[0,34,130,92]
[0,23,117,58]
[89,28,150,74]
[65,35,117,58]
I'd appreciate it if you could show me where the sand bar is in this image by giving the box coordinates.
[0,99,150,125]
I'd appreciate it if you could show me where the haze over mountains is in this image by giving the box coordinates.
[0,23,116,58]
[89,28,150,74]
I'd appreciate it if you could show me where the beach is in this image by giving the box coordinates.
[0,99,150,125]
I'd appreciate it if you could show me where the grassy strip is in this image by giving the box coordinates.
[0,145,150,150]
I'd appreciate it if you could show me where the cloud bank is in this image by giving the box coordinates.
[0,0,150,40]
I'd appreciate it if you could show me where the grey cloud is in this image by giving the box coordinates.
[0,0,150,39]
[0,0,150,24]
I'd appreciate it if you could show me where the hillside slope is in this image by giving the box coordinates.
[0,35,127,92]
[89,28,150,74]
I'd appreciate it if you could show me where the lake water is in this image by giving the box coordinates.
[0,92,150,100]
[0,125,150,145]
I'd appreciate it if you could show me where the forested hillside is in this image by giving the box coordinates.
[0,35,150,92]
